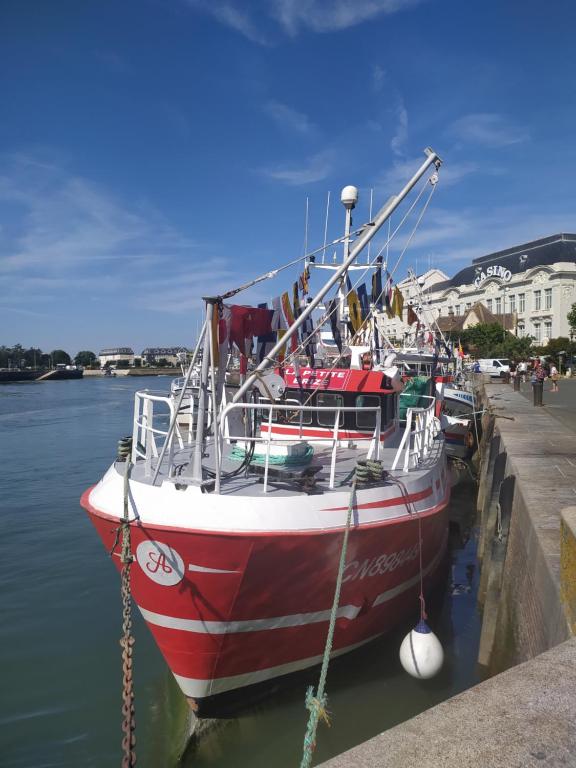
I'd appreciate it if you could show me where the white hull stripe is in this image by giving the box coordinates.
[372,543,444,606]
[138,542,445,636]
[139,604,361,634]
[188,564,240,574]
[173,632,384,698]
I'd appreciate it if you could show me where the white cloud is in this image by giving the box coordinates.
[258,150,333,185]
[376,157,482,194]
[449,113,530,148]
[390,99,408,157]
[185,1,271,45]
[0,155,242,317]
[264,101,316,135]
[186,0,424,43]
[400,205,576,276]
[270,0,424,35]
[372,64,387,92]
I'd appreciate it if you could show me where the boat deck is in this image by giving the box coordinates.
[127,432,444,498]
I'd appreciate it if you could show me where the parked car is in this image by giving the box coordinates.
[478,358,511,378]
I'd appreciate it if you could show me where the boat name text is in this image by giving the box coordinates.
[342,544,420,583]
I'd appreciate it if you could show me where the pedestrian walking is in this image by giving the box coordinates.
[550,363,559,392]
[517,360,527,382]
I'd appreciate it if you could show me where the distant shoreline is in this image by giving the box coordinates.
[83,368,179,377]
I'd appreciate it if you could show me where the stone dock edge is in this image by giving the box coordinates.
[319,378,576,768]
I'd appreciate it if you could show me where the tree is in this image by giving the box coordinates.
[23,347,43,368]
[568,303,576,337]
[531,337,571,365]
[0,346,11,368]
[50,349,71,366]
[452,323,534,360]
[74,350,97,367]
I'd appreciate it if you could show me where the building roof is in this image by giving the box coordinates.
[141,347,189,355]
[436,302,516,333]
[99,347,134,355]
[433,233,576,292]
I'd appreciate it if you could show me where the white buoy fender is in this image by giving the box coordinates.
[399,620,444,679]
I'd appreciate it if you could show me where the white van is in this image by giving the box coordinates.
[478,358,511,378]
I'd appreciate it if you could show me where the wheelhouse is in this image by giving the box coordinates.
[264,367,399,438]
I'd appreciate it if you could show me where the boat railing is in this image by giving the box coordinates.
[220,401,382,493]
[132,391,179,477]
[391,395,438,472]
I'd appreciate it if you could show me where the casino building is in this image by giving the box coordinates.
[379,233,576,344]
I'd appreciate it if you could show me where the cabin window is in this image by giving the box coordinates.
[282,390,313,425]
[355,395,380,429]
[284,397,313,425]
[316,393,344,427]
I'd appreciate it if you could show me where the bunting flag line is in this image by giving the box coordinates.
[371,264,383,310]
[357,283,369,321]
[281,291,300,360]
[328,298,343,353]
[384,273,394,318]
[301,299,316,366]
[272,295,287,362]
[228,304,275,374]
[391,286,404,320]
[345,274,362,333]
[293,281,300,321]
[299,266,310,295]
[406,303,418,326]
[256,302,276,363]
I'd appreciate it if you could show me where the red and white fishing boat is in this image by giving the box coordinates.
[81,149,451,716]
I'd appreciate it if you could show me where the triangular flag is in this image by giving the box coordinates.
[407,303,418,325]
[392,286,404,319]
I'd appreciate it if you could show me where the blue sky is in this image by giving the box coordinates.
[1,0,575,355]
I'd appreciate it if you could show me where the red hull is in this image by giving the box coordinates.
[83,489,449,710]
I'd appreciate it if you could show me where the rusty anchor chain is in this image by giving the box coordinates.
[118,436,136,768]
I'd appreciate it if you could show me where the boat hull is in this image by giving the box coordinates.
[82,480,449,715]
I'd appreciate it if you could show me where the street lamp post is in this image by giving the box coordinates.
[502,286,509,342]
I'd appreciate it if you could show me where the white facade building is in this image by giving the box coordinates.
[98,347,135,367]
[378,234,576,344]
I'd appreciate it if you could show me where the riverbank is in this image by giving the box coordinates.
[83,367,178,377]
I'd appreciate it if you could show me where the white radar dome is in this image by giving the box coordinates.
[340,185,359,209]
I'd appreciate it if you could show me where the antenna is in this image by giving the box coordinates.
[322,191,331,264]
[367,188,373,264]
[303,196,309,260]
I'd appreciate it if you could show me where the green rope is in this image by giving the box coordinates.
[229,444,314,466]
[299,472,358,768]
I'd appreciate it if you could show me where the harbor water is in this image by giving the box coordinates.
[1,378,481,768]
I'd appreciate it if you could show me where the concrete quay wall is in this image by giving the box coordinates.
[475,381,574,671]
[319,381,576,767]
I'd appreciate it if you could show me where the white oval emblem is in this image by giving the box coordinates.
[136,541,185,586]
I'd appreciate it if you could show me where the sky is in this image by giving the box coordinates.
[1,0,576,355]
